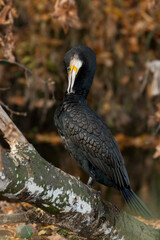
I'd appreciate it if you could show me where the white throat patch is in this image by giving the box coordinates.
[67,56,82,94]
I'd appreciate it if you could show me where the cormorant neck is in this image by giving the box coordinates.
[73,88,89,99]
[64,92,87,103]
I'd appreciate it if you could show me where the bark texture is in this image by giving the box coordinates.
[0,105,159,240]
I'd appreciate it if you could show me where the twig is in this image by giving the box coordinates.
[0,87,10,91]
[0,211,29,225]
[40,79,50,124]
[139,69,149,95]
[0,209,53,225]
[154,123,160,136]
[0,105,28,146]
[0,59,32,75]
[0,101,27,116]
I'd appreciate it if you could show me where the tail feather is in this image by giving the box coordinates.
[120,188,154,219]
[122,190,139,215]
[127,190,150,217]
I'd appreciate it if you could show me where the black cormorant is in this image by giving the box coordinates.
[54,45,153,218]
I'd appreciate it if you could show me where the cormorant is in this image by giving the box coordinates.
[54,45,153,218]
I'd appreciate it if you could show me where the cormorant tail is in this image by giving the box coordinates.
[120,188,154,219]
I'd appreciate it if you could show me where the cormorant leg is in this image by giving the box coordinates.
[87,177,94,186]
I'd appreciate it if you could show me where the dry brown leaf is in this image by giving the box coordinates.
[105,17,117,40]
[38,229,46,235]
[136,217,160,229]
[8,96,25,107]
[97,51,113,67]
[115,133,158,150]
[28,132,61,146]
[128,37,139,53]
[155,111,160,122]
[146,61,160,97]
[0,0,4,6]
[0,3,17,61]
[45,231,66,240]
[0,5,11,25]
[51,0,81,33]
[120,76,129,85]
[132,20,147,34]
[0,226,16,237]
[115,42,124,59]
[33,99,54,108]
[153,144,160,158]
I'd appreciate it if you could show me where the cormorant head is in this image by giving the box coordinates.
[64,45,96,98]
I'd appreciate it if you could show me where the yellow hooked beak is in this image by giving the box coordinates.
[67,65,78,93]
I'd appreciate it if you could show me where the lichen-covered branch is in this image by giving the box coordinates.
[0,105,159,240]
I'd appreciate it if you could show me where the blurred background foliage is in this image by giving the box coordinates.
[0,0,160,218]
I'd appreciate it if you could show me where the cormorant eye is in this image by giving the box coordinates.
[67,67,71,72]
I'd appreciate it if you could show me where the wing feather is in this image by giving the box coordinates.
[63,103,130,189]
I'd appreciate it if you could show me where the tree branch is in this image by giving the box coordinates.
[0,100,27,116]
[0,104,159,240]
[0,59,32,75]
[0,105,27,148]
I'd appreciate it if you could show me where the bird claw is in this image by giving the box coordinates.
[87,177,94,186]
